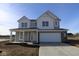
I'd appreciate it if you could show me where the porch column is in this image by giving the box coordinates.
[27,32,29,41]
[10,31,12,42]
[36,30,38,43]
[23,31,25,42]
[19,32,20,40]
[15,32,16,42]
[30,32,31,42]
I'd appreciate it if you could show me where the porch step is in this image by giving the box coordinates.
[26,42,33,45]
[12,42,39,46]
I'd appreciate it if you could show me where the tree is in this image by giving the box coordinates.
[67,33,73,36]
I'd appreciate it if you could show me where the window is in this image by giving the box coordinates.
[54,21,59,29]
[21,23,27,28]
[25,23,27,27]
[42,21,49,26]
[19,32,23,40]
[21,23,24,27]
[55,21,58,25]
[31,22,37,27]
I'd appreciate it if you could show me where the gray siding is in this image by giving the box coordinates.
[61,31,67,42]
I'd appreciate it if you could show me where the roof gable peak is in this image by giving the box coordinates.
[45,10,52,14]
[20,16,28,19]
[18,16,28,22]
[44,10,58,18]
[38,10,61,21]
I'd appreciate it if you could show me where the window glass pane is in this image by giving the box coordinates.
[42,21,49,26]
[55,21,58,25]
[21,23,24,27]
[25,23,27,27]
[31,22,37,27]
[21,23,27,28]
[46,22,48,26]
[42,22,44,26]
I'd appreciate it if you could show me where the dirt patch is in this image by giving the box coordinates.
[0,41,39,56]
[65,40,79,48]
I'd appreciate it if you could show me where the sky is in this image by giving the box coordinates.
[0,3,79,35]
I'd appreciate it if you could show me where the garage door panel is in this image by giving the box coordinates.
[40,33,61,42]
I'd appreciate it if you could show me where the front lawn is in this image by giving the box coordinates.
[0,41,39,56]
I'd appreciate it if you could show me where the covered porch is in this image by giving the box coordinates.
[10,28,38,43]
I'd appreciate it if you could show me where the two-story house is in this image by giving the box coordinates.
[10,10,67,43]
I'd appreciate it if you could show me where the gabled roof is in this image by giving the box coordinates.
[38,10,61,21]
[17,10,61,22]
[18,16,28,22]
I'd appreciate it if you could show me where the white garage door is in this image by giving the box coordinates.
[40,33,61,42]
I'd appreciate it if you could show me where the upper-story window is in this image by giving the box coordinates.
[30,22,37,28]
[54,21,59,29]
[42,21,49,26]
[55,21,58,25]
[21,22,27,28]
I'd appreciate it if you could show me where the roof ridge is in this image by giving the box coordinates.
[38,10,60,21]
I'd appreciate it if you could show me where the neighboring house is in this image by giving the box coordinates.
[10,10,68,43]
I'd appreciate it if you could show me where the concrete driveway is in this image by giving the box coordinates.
[39,43,79,56]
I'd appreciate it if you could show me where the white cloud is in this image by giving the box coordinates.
[0,23,17,35]
[0,26,10,35]
[0,9,12,35]
[0,10,10,22]
[0,6,17,35]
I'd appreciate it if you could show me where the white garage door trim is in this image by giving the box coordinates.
[39,33,61,42]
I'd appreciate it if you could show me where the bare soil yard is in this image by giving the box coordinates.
[66,36,79,48]
[0,41,39,56]
[65,40,79,47]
